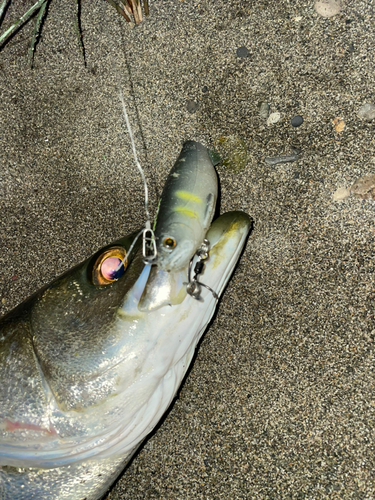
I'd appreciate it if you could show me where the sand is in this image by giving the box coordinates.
[1,1,375,498]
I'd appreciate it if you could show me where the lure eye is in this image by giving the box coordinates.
[92,246,127,286]
[163,237,177,250]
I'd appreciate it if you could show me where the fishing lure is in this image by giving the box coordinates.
[153,140,218,273]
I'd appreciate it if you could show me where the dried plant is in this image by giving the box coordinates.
[0,0,149,67]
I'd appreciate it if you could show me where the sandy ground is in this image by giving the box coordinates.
[1,0,375,498]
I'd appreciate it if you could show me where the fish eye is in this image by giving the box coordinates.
[92,246,127,286]
[163,237,177,250]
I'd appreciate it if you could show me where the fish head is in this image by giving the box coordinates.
[0,210,251,472]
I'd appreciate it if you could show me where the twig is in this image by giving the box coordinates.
[129,0,139,24]
[119,0,134,20]
[108,0,148,24]
[28,0,48,67]
[0,0,46,46]
[129,0,141,24]
[265,148,301,166]
[74,0,86,66]
[0,0,10,28]
[134,0,143,24]
[107,0,131,22]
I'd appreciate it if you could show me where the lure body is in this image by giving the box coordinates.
[0,142,251,500]
[154,141,218,272]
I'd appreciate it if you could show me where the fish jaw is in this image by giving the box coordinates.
[0,212,250,470]
[137,266,188,311]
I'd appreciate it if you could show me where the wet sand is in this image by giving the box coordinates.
[1,1,375,498]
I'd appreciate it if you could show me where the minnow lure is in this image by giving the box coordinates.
[138,141,221,311]
[153,141,218,272]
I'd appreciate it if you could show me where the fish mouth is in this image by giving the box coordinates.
[194,211,251,298]
[137,211,251,311]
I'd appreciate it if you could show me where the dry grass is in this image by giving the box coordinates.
[0,0,149,66]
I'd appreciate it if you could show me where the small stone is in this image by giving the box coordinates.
[259,102,270,119]
[291,115,304,127]
[332,116,345,133]
[333,187,350,201]
[202,86,208,93]
[358,103,375,121]
[186,100,199,113]
[314,0,342,18]
[351,174,375,198]
[236,46,249,58]
[267,112,281,126]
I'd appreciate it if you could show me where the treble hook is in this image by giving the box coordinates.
[185,239,218,301]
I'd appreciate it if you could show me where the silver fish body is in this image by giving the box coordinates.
[0,142,251,500]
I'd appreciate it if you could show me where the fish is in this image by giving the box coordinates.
[0,141,251,500]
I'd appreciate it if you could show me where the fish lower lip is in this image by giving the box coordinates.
[137,266,188,311]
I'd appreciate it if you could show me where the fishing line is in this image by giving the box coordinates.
[118,87,151,222]
[115,87,157,271]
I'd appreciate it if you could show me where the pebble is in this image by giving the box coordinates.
[333,187,350,201]
[314,0,342,18]
[351,174,375,198]
[332,116,345,133]
[267,112,281,126]
[259,102,270,119]
[236,46,249,58]
[358,103,375,121]
[291,115,303,127]
[186,100,199,113]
